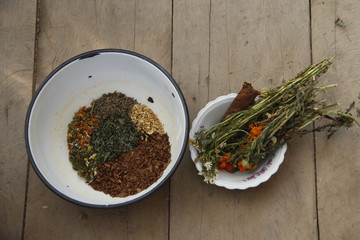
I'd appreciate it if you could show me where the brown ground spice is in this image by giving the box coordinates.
[90,133,171,197]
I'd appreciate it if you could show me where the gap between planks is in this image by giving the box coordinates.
[309,0,320,239]
[21,0,41,239]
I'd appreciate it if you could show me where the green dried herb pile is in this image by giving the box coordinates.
[91,92,138,119]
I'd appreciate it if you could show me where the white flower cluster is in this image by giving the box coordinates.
[203,161,212,171]
[203,176,215,184]
[200,168,218,184]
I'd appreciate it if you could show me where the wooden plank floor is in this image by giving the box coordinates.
[0,1,36,239]
[312,1,360,239]
[1,0,359,239]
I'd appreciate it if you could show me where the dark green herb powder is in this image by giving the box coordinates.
[91,114,141,163]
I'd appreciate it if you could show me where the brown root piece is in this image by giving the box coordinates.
[221,82,260,121]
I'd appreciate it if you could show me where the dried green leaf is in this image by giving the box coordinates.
[335,17,346,28]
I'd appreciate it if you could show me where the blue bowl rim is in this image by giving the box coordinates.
[24,49,189,208]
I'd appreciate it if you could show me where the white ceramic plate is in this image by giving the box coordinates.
[189,93,287,190]
[25,49,189,208]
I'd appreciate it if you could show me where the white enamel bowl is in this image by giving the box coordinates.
[25,49,189,208]
[189,94,287,190]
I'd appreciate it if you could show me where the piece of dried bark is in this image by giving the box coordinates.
[221,82,260,121]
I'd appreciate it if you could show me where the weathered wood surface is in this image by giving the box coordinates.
[1,0,360,239]
[0,0,36,239]
[172,1,317,239]
[312,0,360,239]
[24,1,172,240]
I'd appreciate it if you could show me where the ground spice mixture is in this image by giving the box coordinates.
[90,133,171,197]
[67,106,99,181]
[67,91,171,196]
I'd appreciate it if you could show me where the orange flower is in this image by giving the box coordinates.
[237,162,254,172]
[219,153,232,170]
[218,161,226,169]
[225,164,233,172]
[249,124,264,141]
[237,162,246,172]
[221,153,231,162]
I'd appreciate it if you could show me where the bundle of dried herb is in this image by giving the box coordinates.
[190,58,360,183]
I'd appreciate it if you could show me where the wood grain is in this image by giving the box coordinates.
[3,0,359,239]
[171,0,210,239]
[172,0,317,239]
[24,1,172,239]
[312,0,360,239]
[0,0,36,239]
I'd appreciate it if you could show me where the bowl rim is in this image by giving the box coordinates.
[24,49,189,208]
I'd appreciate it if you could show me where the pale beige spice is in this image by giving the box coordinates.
[130,104,165,135]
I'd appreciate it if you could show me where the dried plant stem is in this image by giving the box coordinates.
[191,58,360,183]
